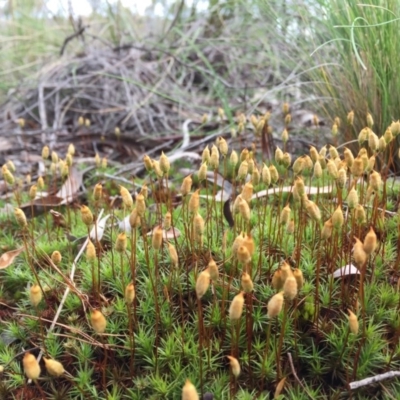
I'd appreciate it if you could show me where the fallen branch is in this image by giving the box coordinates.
[349,371,400,390]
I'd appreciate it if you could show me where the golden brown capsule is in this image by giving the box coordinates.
[37,176,45,190]
[152,226,163,250]
[42,145,50,160]
[90,309,107,334]
[93,183,102,201]
[207,258,219,281]
[363,227,377,255]
[337,168,347,189]
[269,165,279,184]
[241,181,254,204]
[262,163,271,186]
[321,218,333,240]
[51,251,62,265]
[293,268,304,290]
[283,276,298,300]
[329,146,339,160]
[159,151,170,174]
[292,156,304,175]
[294,176,305,197]
[305,200,321,222]
[237,245,251,264]
[332,206,344,229]
[229,292,245,321]
[139,184,148,200]
[196,270,210,299]
[351,157,364,178]
[202,146,210,164]
[23,352,40,380]
[238,160,249,180]
[275,147,284,164]
[280,261,293,283]
[120,186,133,209]
[369,171,381,191]
[14,208,27,228]
[43,357,65,377]
[243,234,255,256]
[143,154,153,171]
[115,232,127,253]
[81,205,93,227]
[230,150,239,167]
[217,136,228,156]
[267,291,284,318]
[188,189,200,215]
[348,309,359,334]
[129,208,141,229]
[347,187,359,209]
[353,237,367,267]
[241,272,254,293]
[271,269,283,290]
[232,232,245,255]
[327,160,338,179]
[227,355,241,378]
[86,240,96,261]
[182,379,199,400]
[237,196,251,222]
[209,145,219,170]
[355,205,366,224]
[384,127,394,143]
[181,175,193,196]
[344,147,354,168]
[124,282,135,304]
[30,284,42,307]
[135,194,146,217]
[51,151,59,164]
[163,211,172,231]
[252,166,260,185]
[280,205,291,225]
[28,184,37,200]
[168,243,179,268]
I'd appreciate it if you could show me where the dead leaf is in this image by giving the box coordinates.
[33,196,63,207]
[50,209,68,228]
[0,248,24,269]
[274,377,286,399]
[90,215,110,241]
[57,167,83,204]
[19,167,83,217]
[332,264,360,278]
[118,215,132,233]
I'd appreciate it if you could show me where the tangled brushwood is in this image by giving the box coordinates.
[1,108,400,400]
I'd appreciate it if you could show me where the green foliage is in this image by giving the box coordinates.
[303,0,400,137]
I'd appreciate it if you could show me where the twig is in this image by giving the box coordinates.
[349,371,400,390]
[29,210,104,383]
[287,352,315,400]
[60,25,88,56]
